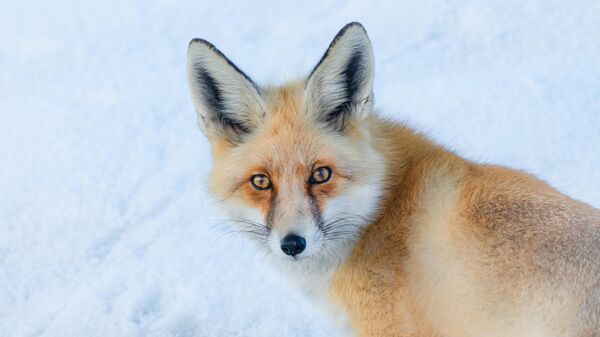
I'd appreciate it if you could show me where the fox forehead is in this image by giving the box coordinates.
[209,81,311,156]
[206,85,341,220]
[208,83,359,196]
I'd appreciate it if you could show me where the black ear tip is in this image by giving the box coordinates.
[188,38,218,52]
[327,22,370,49]
[343,22,366,31]
[338,22,368,36]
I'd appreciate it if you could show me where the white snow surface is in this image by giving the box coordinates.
[1,1,599,336]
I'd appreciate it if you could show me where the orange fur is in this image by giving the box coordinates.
[202,81,600,337]
[327,116,600,336]
[189,24,600,337]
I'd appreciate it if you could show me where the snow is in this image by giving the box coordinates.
[1,1,599,336]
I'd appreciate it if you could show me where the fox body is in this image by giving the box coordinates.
[187,23,600,337]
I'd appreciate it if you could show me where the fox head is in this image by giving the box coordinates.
[187,23,384,268]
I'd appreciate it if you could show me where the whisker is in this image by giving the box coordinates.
[205,216,272,246]
[318,212,372,252]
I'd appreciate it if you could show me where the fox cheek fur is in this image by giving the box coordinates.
[186,23,385,262]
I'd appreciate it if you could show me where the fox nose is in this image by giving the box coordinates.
[280,234,306,257]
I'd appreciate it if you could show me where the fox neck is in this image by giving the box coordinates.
[369,115,442,188]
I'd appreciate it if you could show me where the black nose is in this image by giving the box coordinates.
[280,234,306,256]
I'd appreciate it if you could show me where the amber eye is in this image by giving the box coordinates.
[250,174,271,190]
[309,166,332,184]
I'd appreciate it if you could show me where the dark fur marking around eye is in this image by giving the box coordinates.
[266,193,278,229]
[307,188,323,226]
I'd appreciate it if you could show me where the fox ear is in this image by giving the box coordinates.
[187,39,266,145]
[305,22,375,132]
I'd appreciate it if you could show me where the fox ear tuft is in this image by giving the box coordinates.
[305,22,375,132]
[187,39,266,145]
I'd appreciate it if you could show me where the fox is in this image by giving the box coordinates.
[186,22,600,337]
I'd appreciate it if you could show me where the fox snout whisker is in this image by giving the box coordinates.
[319,213,368,242]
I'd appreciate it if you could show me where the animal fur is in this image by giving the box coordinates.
[187,22,600,337]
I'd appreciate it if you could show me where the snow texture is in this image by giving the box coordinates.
[1,1,599,336]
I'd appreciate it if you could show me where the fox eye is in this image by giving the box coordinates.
[309,166,332,184]
[250,174,271,190]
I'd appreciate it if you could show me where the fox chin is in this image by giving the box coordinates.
[186,22,600,337]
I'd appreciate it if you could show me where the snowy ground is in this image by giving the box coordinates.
[1,1,599,336]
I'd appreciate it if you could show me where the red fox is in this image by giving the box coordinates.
[187,22,600,337]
